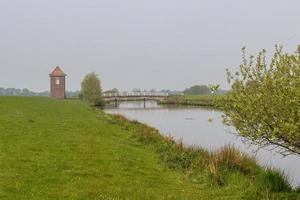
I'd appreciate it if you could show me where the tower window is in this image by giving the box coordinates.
[56,79,60,85]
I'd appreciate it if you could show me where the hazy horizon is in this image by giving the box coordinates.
[1,0,300,92]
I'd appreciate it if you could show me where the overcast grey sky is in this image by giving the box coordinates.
[0,0,299,91]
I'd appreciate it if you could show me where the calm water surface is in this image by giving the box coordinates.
[105,101,300,186]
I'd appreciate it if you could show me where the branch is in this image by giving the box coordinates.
[263,136,300,156]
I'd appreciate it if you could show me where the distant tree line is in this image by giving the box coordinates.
[104,88,119,94]
[0,87,80,98]
[0,85,226,98]
[183,85,228,95]
[0,88,48,96]
[102,86,228,96]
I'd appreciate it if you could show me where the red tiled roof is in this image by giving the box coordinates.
[49,66,66,76]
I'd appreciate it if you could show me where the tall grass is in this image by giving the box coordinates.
[107,112,298,197]
[207,145,258,185]
[257,169,292,192]
[210,145,258,174]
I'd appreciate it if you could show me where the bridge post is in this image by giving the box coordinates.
[143,98,146,108]
[115,98,118,107]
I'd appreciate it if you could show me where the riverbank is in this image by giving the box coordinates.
[108,113,300,199]
[0,97,299,199]
[158,94,223,107]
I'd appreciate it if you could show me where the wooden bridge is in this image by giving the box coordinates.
[103,92,169,104]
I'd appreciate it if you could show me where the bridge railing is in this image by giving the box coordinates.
[103,92,169,97]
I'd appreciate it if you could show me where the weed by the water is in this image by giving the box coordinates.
[210,145,258,175]
[256,168,292,192]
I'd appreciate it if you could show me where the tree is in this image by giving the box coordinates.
[183,85,211,95]
[221,46,300,156]
[132,88,141,93]
[80,72,104,106]
[209,84,220,94]
[150,89,156,93]
[104,88,119,94]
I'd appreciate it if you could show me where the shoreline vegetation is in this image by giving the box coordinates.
[0,97,299,199]
[107,112,300,199]
[158,94,223,108]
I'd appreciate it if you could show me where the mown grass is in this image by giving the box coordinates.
[159,95,224,107]
[0,97,206,200]
[0,96,299,199]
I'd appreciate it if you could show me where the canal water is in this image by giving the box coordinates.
[104,101,300,187]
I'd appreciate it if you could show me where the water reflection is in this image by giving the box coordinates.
[105,101,300,186]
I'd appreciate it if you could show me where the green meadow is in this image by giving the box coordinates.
[0,97,298,199]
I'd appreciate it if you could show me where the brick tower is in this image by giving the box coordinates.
[49,66,66,99]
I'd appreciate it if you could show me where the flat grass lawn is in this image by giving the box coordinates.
[0,97,209,200]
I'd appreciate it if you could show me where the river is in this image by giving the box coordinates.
[104,101,300,187]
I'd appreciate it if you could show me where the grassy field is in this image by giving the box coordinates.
[158,95,223,107]
[0,97,298,199]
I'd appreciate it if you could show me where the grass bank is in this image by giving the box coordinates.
[109,114,299,199]
[158,95,224,107]
[0,97,298,199]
